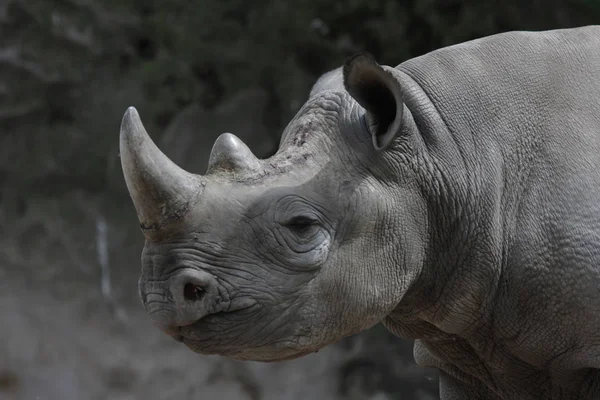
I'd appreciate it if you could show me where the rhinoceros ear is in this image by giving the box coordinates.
[343,53,404,151]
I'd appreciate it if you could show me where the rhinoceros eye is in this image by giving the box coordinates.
[283,216,318,235]
[274,213,330,266]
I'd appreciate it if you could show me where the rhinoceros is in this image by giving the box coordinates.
[119,26,600,399]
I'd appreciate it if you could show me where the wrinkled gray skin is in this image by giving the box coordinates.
[120,26,600,399]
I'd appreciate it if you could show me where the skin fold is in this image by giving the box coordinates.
[120,26,600,399]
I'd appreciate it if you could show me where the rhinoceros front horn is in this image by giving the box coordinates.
[120,107,203,240]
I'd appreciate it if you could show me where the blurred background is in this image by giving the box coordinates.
[1,1,599,399]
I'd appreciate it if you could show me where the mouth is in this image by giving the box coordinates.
[170,302,260,344]
[178,334,319,362]
[169,305,320,362]
[172,333,184,342]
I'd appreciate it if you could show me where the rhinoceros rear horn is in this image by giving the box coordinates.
[207,132,261,174]
[343,53,404,151]
[120,107,203,240]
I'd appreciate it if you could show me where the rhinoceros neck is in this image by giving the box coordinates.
[380,68,507,334]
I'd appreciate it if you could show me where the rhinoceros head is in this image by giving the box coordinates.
[120,54,427,361]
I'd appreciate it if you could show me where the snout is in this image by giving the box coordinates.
[139,268,226,338]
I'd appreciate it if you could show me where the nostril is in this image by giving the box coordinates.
[183,282,205,301]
